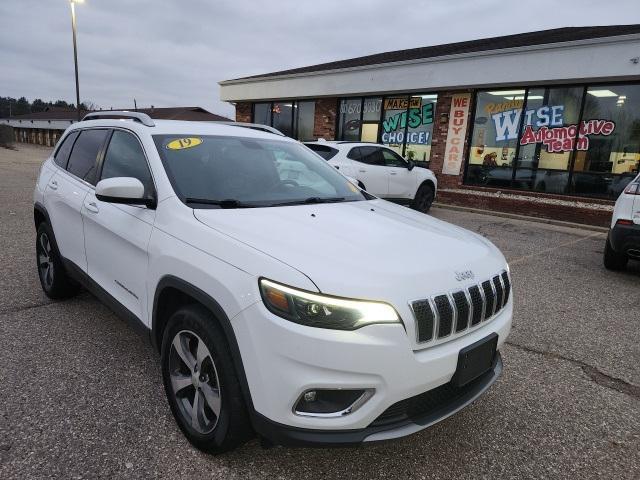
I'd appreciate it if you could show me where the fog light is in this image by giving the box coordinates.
[294,389,373,417]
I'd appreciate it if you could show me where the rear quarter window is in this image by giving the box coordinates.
[53,131,79,169]
[66,129,110,184]
[305,144,339,160]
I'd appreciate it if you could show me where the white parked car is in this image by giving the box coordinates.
[305,141,438,213]
[604,173,640,270]
[34,112,511,453]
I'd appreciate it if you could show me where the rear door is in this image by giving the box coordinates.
[350,146,389,196]
[382,148,416,198]
[82,129,156,322]
[633,175,640,225]
[46,129,109,271]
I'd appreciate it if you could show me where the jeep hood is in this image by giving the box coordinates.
[193,200,506,301]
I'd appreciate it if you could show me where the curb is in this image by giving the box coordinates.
[432,202,609,234]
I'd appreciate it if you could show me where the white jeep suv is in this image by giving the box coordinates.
[305,141,438,213]
[34,112,512,453]
[604,173,640,270]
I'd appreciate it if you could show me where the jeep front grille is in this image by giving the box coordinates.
[410,270,511,344]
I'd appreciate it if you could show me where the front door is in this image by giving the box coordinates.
[382,148,415,199]
[82,129,156,323]
[352,146,389,196]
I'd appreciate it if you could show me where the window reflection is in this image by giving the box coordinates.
[466,83,640,199]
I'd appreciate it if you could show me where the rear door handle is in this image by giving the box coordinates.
[359,169,366,173]
[390,171,397,175]
[48,180,58,190]
[85,201,99,214]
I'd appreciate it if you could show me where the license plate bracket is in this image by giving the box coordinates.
[451,333,498,387]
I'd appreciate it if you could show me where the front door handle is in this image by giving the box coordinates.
[359,169,366,173]
[48,180,58,190]
[85,201,99,214]
[390,171,397,175]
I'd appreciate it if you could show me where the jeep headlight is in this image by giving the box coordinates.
[259,278,400,330]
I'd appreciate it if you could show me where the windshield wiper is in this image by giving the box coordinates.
[184,197,257,209]
[270,196,346,207]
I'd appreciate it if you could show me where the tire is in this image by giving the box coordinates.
[412,183,435,213]
[161,304,253,453]
[603,236,628,271]
[36,222,80,299]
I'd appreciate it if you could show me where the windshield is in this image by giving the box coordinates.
[153,135,368,208]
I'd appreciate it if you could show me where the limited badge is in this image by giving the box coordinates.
[166,137,203,150]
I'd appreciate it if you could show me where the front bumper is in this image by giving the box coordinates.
[231,299,512,445]
[252,353,502,446]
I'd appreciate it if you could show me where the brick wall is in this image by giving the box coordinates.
[437,189,612,227]
[235,102,252,123]
[313,98,337,140]
[428,90,475,190]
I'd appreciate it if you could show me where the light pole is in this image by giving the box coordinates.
[69,0,84,121]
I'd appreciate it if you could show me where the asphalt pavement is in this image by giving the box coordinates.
[0,144,638,479]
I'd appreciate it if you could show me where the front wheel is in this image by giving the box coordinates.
[411,183,435,213]
[603,236,628,271]
[161,305,253,453]
[36,223,80,299]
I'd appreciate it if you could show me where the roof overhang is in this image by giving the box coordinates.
[220,34,640,102]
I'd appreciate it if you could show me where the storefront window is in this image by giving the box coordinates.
[252,100,315,140]
[338,99,362,141]
[405,94,436,162]
[572,84,640,197]
[467,89,523,189]
[361,97,382,142]
[253,103,271,126]
[514,86,583,193]
[337,94,437,161]
[272,102,293,137]
[294,101,315,141]
[465,83,640,199]
[380,96,408,155]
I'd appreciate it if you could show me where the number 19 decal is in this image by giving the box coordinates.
[166,137,203,150]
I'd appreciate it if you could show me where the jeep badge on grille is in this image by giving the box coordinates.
[455,270,475,281]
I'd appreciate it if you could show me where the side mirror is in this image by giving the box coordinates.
[407,160,415,171]
[95,177,155,208]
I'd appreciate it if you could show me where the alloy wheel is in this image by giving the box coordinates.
[37,232,54,290]
[169,330,222,434]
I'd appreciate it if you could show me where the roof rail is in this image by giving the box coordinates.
[82,110,155,127]
[218,121,285,136]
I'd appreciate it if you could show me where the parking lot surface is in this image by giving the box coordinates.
[1,144,638,479]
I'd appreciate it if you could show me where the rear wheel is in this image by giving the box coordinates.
[603,236,628,271]
[161,305,253,453]
[412,183,435,213]
[36,223,80,299]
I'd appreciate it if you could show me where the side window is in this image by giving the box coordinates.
[66,129,109,184]
[54,131,79,169]
[382,149,407,167]
[100,130,154,196]
[347,147,361,160]
[357,146,384,166]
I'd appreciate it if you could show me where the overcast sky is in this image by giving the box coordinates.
[1,0,639,118]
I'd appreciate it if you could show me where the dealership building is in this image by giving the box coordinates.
[220,25,640,227]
